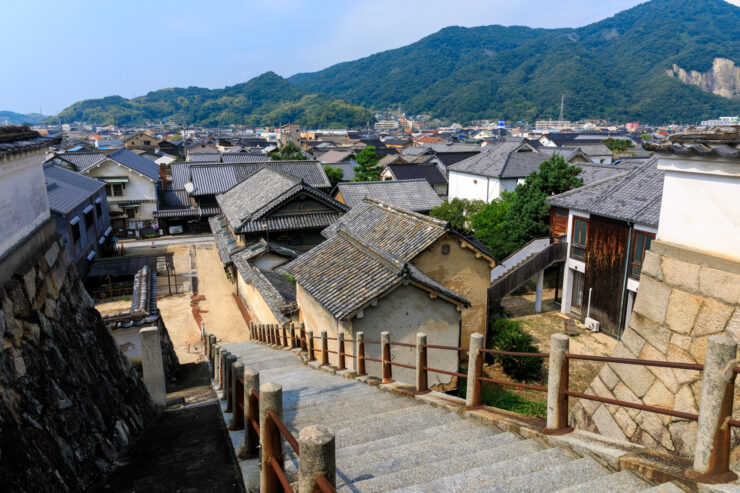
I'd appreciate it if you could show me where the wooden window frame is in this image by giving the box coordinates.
[629,230,656,280]
[570,216,589,261]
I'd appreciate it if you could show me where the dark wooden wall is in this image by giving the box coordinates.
[583,214,630,337]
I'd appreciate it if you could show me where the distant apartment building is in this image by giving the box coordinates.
[535,120,572,131]
[279,123,301,147]
[700,116,739,126]
[374,119,400,131]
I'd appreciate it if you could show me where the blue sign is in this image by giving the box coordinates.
[498,120,506,127]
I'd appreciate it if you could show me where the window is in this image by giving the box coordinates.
[441,244,450,255]
[570,217,588,260]
[72,222,80,243]
[629,230,655,279]
[144,140,151,145]
[124,208,137,218]
[96,202,102,218]
[105,184,124,197]
[84,209,94,231]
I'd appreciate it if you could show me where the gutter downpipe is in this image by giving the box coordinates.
[617,222,633,341]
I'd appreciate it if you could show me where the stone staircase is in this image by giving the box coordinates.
[218,341,684,492]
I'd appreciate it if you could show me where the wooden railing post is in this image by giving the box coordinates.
[543,333,572,435]
[465,333,483,408]
[299,323,307,352]
[237,368,260,460]
[228,362,245,430]
[338,332,346,371]
[211,344,220,380]
[281,323,288,347]
[416,332,429,394]
[381,331,392,383]
[259,382,283,493]
[269,324,275,346]
[289,323,296,349]
[356,331,366,376]
[200,321,206,343]
[298,425,336,493]
[688,335,739,484]
[306,330,315,362]
[321,330,329,366]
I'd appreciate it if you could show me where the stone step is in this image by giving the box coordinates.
[332,407,457,448]
[385,446,573,493]
[340,432,519,480]
[468,456,609,493]
[286,394,419,427]
[336,425,502,469]
[345,438,544,492]
[335,418,484,455]
[343,440,543,491]
[555,470,651,493]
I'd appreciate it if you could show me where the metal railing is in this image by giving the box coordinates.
[243,322,740,484]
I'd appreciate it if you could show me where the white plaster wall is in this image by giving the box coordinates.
[0,150,50,258]
[84,160,157,220]
[657,169,740,261]
[448,171,489,202]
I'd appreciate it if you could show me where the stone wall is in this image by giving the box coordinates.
[571,240,740,462]
[0,227,157,492]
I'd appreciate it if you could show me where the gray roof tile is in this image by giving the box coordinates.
[336,179,442,212]
[44,163,105,214]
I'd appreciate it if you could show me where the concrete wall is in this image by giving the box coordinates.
[0,149,50,259]
[412,234,492,345]
[353,284,461,386]
[570,240,740,462]
[237,269,281,325]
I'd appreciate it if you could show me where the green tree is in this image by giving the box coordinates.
[470,192,513,260]
[601,138,635,153]
[639,133,652,140]
[473,155,582,259]
[352,145,382,181]
[270,141,307,161]
[429,198,485,235]
[324,164,344,187]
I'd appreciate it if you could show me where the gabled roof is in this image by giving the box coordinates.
[547,158,663,227]
[318,149,354,163]
[53,151,109,172]
[232,252,297,323]
[216,167,348,234]
[328,162,356,181]
[336,179,442,212]
[284,228,468,320]
[106,148,160,181]
[449,140,535,178]
[0,125,60,158]
[43,163,104,214]
[171,160,330,195]
[386,164,447,185]
[499,152,549,179]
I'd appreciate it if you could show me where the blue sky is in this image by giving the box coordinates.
[1,0,735,114]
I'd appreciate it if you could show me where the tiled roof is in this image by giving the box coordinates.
[54,152,109,172]
[209,215,245,265]
[336,179,442,212]
[0,125,60,158]
[107,148,160,181]
[576,162,638,185]
[499,152,549,179]
[328,162,356,181]
[387,164,447,185]
[43,163,104,214]
[235,238,298,263]
[318,149,354,163]
[644,126,740,159]
[232,252,297,323]
[154,188,218,218]
[323,198,448,260]
[449,140,533,177]
[187,152,221,162]
[216,167,348,234]
[547,158,663,227]
[170,160,330,195]
[187,152,273,164]
[284,228,468,320]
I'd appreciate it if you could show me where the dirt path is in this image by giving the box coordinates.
[194,243,250,344]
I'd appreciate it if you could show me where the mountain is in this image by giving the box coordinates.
[289,0,740,123]
[51,72,374,127]
[0,111,49,125]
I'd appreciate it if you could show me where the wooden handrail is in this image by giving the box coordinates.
[478,376,547,393]
[268,408,300,455]
[566,353,703,371]
[269,456,295,493]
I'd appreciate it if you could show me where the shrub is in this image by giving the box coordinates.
[487,318,543,383]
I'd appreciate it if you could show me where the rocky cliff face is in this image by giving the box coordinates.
[0,232,158,492]
[667,57,740,99]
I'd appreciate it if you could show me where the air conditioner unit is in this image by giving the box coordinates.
[585,317,600,332]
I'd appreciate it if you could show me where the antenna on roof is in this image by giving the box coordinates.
[559,94,565,122]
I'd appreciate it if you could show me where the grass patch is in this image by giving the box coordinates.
[458,368,546,419]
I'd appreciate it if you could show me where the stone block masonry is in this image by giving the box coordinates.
[0,225,157,492]
[571,240,740,465]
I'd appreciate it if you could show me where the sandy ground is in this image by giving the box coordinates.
[194,242,250,344]
[488,287,618,407]
[95,299,132,316]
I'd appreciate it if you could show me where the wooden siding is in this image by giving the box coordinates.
[550,207,569,237]
[582,214,630,337]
